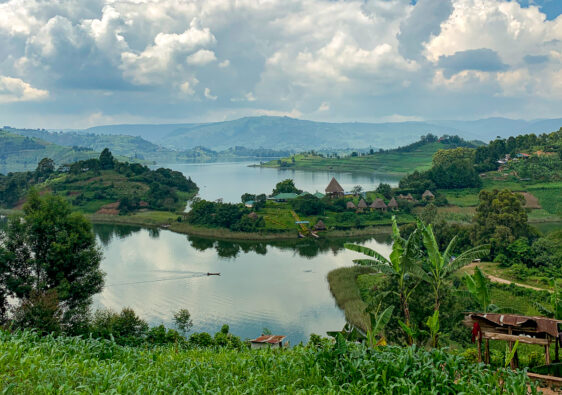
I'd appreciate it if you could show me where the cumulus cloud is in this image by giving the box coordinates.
[0,0,560,127]
[0,75,48,103]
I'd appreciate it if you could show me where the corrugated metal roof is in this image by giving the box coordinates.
[468,313,561,338]
[251,335,287,344]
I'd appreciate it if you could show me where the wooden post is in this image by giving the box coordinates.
[508,328,515,370]
[546,338,551,365]
[485,339,490,365]
[477,334,482,363]
[554,337,560,362]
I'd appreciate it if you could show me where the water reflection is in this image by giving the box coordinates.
[92,224,392,344]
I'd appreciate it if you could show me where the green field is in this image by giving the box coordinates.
[261,142,462,176]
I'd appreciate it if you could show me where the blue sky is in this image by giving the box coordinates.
[0,0,561,129]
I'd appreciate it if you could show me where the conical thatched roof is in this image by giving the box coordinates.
[248,212,258,220]
[314,220,327,230]
[422,190,435,199]
[406,193,415,201]
[325,177,344,193]
[387,197,398,208]
[346,201,356,209]
[371,198,387,209]
[358,198,367,208]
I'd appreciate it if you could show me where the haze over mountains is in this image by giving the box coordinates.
[84,116,562,151]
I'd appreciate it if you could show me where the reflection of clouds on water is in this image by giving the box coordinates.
[93,226,392,343]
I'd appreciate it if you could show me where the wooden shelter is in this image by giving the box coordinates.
[247,212,258,220]
[387,197,398,210]
[371,198,387,211]
[346,201,356,209]
[464,313,561,368]
[314,220,327,231]
[357,199,367,210]
[422,190,435,200]
[325,177,344,198]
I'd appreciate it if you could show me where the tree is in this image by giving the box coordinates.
[0,190,104,331]
[35,158,55,178]
[173,308,193,336]
[272,179,301,195]
[345,216,424,344]
[418,221,489,312]
[99,148,115,170]
[471,189,537,258]
[351,185,363,196]
[376,183,392,199]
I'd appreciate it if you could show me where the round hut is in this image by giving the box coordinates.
[357,198,368,210]
[314,220,327,231]
[325,177,344,198]
[422,190,435,200]
[346,201,357,209]
[387,197,398,210]
[371,198,387,211]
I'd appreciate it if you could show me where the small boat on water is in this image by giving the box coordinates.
[207,272,221,276]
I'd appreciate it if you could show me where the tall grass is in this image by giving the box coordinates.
[0,330,537,394]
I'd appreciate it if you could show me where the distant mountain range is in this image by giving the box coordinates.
[83,116,562,151]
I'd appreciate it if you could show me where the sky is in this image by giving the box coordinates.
[0,0,561,129]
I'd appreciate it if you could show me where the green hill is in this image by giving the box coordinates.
[261,135,480,176]
[0,130,99,174]
[0,151,198,214]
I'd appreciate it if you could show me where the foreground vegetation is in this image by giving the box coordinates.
[0,330,537,394]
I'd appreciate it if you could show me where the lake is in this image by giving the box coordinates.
[159,161,399,203]
[93,223,392,344]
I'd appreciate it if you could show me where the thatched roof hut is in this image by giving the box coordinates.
[357,199,367,209]
[314,220,327,231]
[387,197,398,209]
[422,190,435,200]
[371,198,387,210]
[346,201,356,209]
[325,177,344,197]
[248,212,258,220]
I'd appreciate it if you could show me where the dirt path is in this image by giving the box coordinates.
[462,262,552,293]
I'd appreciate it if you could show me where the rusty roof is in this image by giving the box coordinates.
[251,335,287,344]
[468,313,561,338]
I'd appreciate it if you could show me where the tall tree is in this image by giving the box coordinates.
[345,216,424,345]
[471,189,536,257]
[0,190,104,331]
[99,148,115,170]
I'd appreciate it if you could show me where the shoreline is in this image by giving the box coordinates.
[250,163,406,177]
[88,212,393,241]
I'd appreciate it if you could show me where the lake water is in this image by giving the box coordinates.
[159,161,399,202]
[93,223,392,344]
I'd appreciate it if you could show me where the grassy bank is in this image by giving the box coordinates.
[327,266,376,332]
[0,330,535,394]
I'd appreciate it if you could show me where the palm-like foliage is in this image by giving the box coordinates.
[464,266,496,313]
[345,216,423,344]
[419,221,489,311]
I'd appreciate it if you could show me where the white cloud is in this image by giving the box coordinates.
[0,75,48,103]
[204,87,217,100]
[186,49,217,66]
[121,18,216,85]
[0,0,560,126]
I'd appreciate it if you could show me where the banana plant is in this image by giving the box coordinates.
[418,221,490,312]
[464,266,499,313]
[366,306,394,348]
[425,310,440,348]
[534,279,562,319]
[345,216,424,345]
